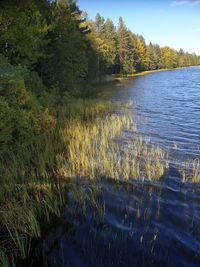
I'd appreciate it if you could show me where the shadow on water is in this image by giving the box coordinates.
[19,165,200,267]
[18,68,200,267]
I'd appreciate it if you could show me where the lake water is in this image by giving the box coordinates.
[23,67,200,267]
[99,67,200,160]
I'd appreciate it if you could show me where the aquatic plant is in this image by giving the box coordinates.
[60,106,168,182]
[0,97,178,266]
[192,159,200,183]
[179,158,200,183]
[0,98,121,265]
[0,251,16,267]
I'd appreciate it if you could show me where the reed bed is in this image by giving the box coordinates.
[1,97,199,266]
[59,109,169,182]
[0,134,66,266]
[0,99,132,265]
[180,158,200,183]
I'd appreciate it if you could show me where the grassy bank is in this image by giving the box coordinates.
[0,98,118,266]
[0,94,174,265]
[1,102,200,267]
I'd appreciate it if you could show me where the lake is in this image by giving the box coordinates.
[22,67,200,267]
[99,67,200,160]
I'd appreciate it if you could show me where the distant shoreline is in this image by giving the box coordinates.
[114,66,200,81]
[92,66,200,84]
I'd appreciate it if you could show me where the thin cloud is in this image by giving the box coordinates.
[171,0,200,7]
[194,27,200,33]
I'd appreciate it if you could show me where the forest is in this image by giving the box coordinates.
[1,0,199,152]
[0,0,200,265]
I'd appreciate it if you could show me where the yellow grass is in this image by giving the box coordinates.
[180,158,200,183]
[59,109,168,181]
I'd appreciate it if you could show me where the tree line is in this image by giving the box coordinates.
[87,13,200,75]
[0,0,199,151]
[1,0,199,90]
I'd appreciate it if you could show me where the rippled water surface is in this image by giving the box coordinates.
[25,68,200,267]
[99,67,200,159]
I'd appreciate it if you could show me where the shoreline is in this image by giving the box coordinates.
[114,66,199,81]
[92,65,200,84]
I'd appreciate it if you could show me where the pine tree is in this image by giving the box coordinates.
[103,18,117,68]
[117,17,134,74]
[161,47,177,69]
[0,0,48,68]
[90,14,117,76]
[149,43,157,70]
[135,35,150,71]
[39,1,88,90]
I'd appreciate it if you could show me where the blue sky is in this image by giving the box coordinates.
[77,0,200,55]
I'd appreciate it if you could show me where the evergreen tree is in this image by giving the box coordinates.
[103,18,117,69]
[153,44,163,69]
[95,13,105,33]
[0,0,48,68]
[39,1,88,91]
[135,35,150,71]
[90,15,117,76]
[149,43,157,70]
[117,17,134,74]
[161,47,177,69]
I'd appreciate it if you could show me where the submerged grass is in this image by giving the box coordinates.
[192,159,200,183]
[60,110,168,182]
[0,98,118,265]
[1,97,199,266]
[180,158,200,183]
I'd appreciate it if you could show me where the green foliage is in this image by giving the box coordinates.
[5,79,30,108]
[0,0,48,68]
[87,14,117,77]
[149,43,158,70]
[135,35,150,71]
[1,0,199,84]
[117,17,135,74]
[39,2,88,91]
[0,98,13,150]
[0,55,55,152]
[151,44,163,69]
[24,71,46,96]
[89,13,200,75]
[161,47,178,69]
[0,1,200,265]
[0,97,117,266]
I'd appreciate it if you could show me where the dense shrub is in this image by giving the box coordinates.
[0,55,55,153]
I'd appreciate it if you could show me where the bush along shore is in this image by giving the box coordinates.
[1,1,200,266]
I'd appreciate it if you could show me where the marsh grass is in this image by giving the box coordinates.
[192,159,200,183]
[180,158,200,183]
[60,111,169,182]
[1,97,198,266]
[0,251,16,267]
[68,179,105,223]
[0,98,126,265]
[0,177,65,265]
